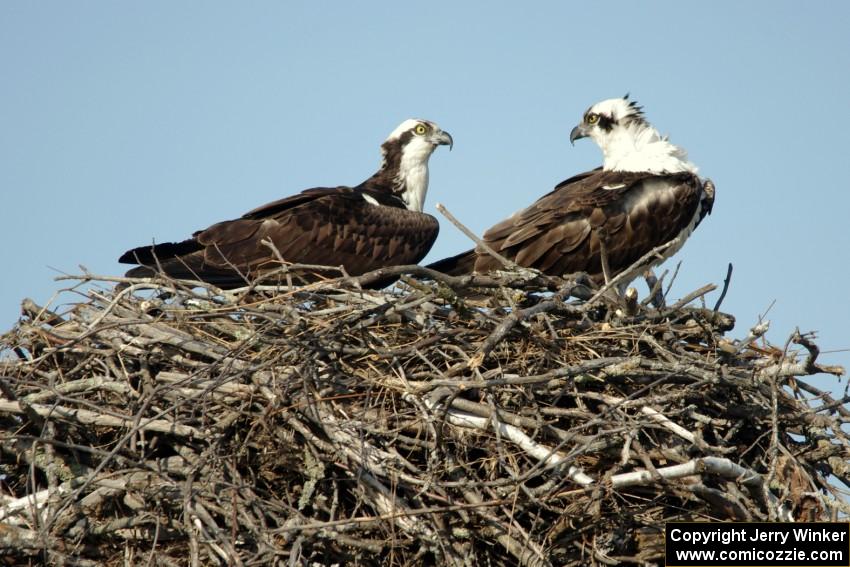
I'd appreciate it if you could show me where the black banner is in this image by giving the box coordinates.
[666,522,850,567]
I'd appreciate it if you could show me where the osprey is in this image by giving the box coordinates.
[429,97,714,284]
[119,119,453,287]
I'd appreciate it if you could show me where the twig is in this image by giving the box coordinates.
[436,202,522,271]
[713,263,733,312]
[582,241,675,309]
[0,400,201,437]
[1,266,843,564]
[470,284,577,367]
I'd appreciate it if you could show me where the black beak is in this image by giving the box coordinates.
[569,125,587,146]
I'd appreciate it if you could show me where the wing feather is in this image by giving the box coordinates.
[472,169,704,278]
[120,187,439,287]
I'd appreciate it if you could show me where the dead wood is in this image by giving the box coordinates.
[0,267,846,566]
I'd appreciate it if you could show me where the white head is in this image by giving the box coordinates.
[569,96,696,174]
[378,119,453,212]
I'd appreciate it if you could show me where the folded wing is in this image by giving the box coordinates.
[429,169,709,280]
[120,188,439,287]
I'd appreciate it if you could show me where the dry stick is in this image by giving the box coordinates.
[0,400,200,438]
[427,404,594,486]
[687,483,751,521]
[351,292,434,331]
[430,400,791,518]
[582,240,675,309]
[183,478,200,567]
[0,375,45,431]
[56,267,564,299]
[354,264,563,291]
[664,284,717,312]
[36,354,251,534]
[20,297,65,327]
[663,260,683,299]
[801,381,850,419]
[0,526,98,566]
[811,394,850,415]
[641,269,666,308]
[622,286,639,316]
[767,361,782,522]
[757,344,844,379]
[435,203,522,271]
[190,501,241,566]
[735,320,771,354]
[310,406,458,561]
[791,328,845,376]
[415,356,633,392]
[267,498,512,534]
[55,272,226,297]
[259,237,294,291]
[20,375,133,404]
[592,393,695,444]
[469,284,578,367]
[4,266,843,559]
[713,263,734,312]
[494,374,692,490]
[451,469,551,567]
[84,283,166,331]
[611,457,781,501]
[0,477,85,523]
[550,457,790,515]
[448,397,571,439]
[205,242,252,288]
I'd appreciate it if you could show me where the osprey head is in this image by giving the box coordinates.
[566,96,694,173]
[383,118,453,153]
[569,96,646,146]
[379,119,453,212]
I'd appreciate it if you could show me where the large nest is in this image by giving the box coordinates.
[0,265,847,566]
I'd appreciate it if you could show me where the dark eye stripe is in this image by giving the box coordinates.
[597,114,615,132]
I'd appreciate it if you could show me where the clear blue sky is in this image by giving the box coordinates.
[2,2,849,385]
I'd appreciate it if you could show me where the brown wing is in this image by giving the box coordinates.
[121,188,439,287]
[239,187,349,218]
[472,170,704,278]
[198,191,439,273]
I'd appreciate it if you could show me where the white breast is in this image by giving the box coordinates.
[395,136,435,212]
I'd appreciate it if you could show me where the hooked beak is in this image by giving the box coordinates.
[433,130,454,151]
[569,124,588,146]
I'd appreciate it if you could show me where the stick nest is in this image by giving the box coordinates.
[1,268,847,566]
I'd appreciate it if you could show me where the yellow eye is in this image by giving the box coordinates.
[587,113,599,125]
[414,124,428,135]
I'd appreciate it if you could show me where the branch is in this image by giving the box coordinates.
[436,202,524,272]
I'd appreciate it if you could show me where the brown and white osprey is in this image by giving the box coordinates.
[429,97,714,284]
[119,119,452,287]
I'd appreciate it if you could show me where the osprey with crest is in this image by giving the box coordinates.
[430,96,714,286]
